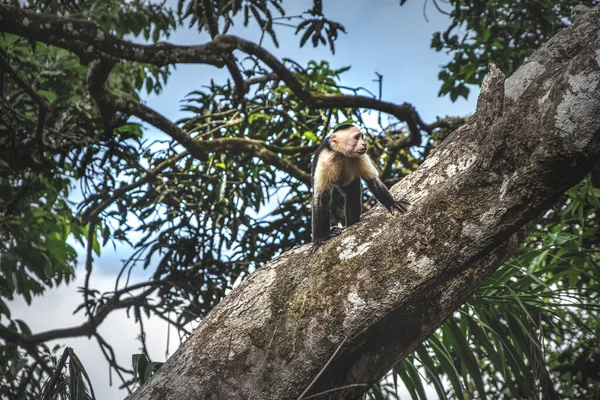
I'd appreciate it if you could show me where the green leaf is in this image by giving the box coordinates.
[144,361,164,383]
[15,319,31,335]
[404,357,428,399]
[393,361,419,400]
[133,354,149,382]
[303,130,317,142]
[428,335,464,400]
[445,321,486,398]
[415,346,448,399]
[37,90,56,102]
[92,233,101,256]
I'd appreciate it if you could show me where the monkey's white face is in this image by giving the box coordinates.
[330,126,367,157]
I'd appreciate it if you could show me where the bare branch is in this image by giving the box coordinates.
[213,34,432,140]
[0,285,160,346]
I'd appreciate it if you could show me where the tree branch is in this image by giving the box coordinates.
[127,7,600,399]
[213,34,432,139]
[0,4,227,67]
[0,4,442,140]
[0,285,159,346]
[81,152,188,223]
[86,58,311,184]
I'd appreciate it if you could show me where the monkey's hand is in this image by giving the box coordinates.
[387,199,410,214]
[329,226,344,236]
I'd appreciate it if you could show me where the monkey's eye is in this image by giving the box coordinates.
[354,134,360,140]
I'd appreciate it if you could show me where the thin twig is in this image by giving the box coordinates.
[84,219,97,328]
[94,333,133,393]
[297,336,347,400]
[301,383,370,400]
[136,307,150,358]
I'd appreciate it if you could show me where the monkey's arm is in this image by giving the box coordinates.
[366,178,409,214]
[341,178,362,226]
[312,188,333,245]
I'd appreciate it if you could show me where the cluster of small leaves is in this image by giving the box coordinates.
[295,0,346,54]
[177,0,346,51]
[295,60,349,92]
[423,0,599,101]
[0,343,59,399]
[178,0,286,40]
[379,181,600,399]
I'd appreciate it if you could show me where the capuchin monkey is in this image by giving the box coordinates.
[311,124,409,246]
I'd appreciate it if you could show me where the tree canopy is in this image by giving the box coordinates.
[0,0,599,399]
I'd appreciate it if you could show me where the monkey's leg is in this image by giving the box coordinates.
[342,178,362,226]
[312,188,332,245]
[366,178,409,214]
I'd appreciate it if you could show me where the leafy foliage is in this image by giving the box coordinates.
[1,343,55,399]
[0,40,82,310]
[177,0,345,51]
[0,344,94,400]
[426,0,600,101]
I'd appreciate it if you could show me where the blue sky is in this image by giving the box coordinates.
[12,1,479,399]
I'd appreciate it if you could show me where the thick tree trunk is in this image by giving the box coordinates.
[128,9,600,400]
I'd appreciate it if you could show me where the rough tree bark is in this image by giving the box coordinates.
[126,8,600,400]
